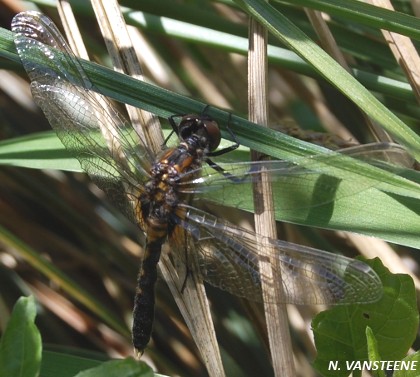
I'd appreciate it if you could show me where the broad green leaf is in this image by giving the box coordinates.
[0,296,42,377]
[394,352,420,377]
[40,351,161,377]
[200,152,420,247]
[312,258,418,377]
[74,358,154,377]
[40,351,102,377]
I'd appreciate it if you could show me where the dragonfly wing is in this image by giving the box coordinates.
[181,206,382,305]
[12,11,152,224]
[178,144,407,219]
[169,209,264,301]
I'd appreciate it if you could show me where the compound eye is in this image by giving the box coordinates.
[203,119,221,151]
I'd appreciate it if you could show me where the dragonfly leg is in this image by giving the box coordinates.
[180,267,192,293]
[205,158,243,183]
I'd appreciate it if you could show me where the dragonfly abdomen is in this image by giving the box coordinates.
[132,172,179,353]
[133,231,165,353]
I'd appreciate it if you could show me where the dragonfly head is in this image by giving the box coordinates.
[177,114,221,152]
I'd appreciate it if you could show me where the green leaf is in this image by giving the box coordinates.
[74,358,154,377]
[366,327,385,377]
[0,131,81,171]
[199,148,420,247]
[0,296,42,377]
[40,351,103,377]
[40,350,159,377]
[312,258,418,377]
[394,352,420,377]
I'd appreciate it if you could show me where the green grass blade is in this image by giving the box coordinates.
[277,0,420,40]
[233,0,420,158]
[1,132,419,247]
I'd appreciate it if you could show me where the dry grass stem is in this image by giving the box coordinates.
[88,0,223,373]
[248,14,295,377]
[367,0,420,104]
[89,0,162,154]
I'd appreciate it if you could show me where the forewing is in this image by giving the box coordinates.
[182,206,382,305]
[12,11,152,224]
[178,144,408,219]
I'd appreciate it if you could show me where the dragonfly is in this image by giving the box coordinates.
[12,11,383,353]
